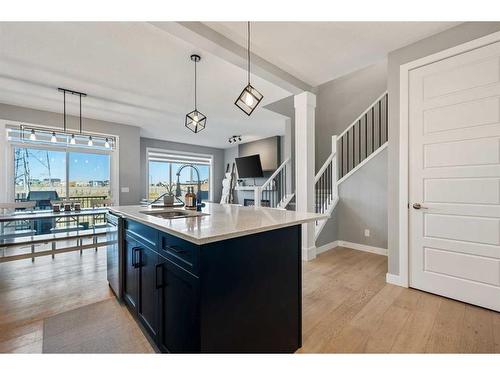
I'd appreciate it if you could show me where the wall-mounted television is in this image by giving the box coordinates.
[235,154,264,178]
[238,136,280,171]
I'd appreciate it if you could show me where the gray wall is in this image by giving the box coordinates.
[316,60,387,171]
[314,61,388,248]
[387,22,500,275]
[317,148,387,248]
[0,102,141,205]
[140,137,225,202]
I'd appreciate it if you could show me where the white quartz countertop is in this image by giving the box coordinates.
[109,203,327,245]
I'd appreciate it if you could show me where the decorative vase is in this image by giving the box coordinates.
[164,195,175,206]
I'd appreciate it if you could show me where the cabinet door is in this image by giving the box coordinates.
[158,258,200,353]
[137,246,160,341]
[123,238,139,310]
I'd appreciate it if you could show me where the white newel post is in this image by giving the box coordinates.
[331,135,338,199]
[254,186,261,207]
[284,118,293,198]
[294,92,316,261]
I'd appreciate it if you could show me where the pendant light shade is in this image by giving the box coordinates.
[70,134,76,145]
[87,136,93,146]
[185,54,206,133]
[51,132,57,143]
[29,129,36,141]
[235,22,263,116]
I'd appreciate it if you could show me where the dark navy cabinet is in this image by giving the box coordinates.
[120,219,301,353]
[123,237,139,310]
[157,257,200,353]
[137,245,160,342]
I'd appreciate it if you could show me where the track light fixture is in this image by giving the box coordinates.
[228,135,242,144]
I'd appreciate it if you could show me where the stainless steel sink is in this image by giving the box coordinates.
[142,210,208,219]
[144,211,190,219]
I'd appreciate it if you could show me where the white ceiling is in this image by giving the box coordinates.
[0,22,461,150]
[204,22,460,87]
[0,22,291,149]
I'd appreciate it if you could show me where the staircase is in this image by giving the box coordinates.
[314,91,388,238]
[253,158,294,209]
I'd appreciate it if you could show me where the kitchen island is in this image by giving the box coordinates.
[108,203,325,353]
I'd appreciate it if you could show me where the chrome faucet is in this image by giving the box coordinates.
[175,164,202,202]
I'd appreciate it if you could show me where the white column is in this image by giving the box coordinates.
[294,92,316,260]
[284,118,293,197]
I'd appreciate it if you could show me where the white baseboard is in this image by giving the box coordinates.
[336,240,387,256]
[386,272,408,287]
[310,240,388,260]
[315,240,339,255]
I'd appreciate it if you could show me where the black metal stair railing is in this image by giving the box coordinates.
[338,92,388,179]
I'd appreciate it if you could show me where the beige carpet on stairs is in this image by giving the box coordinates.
[42,298,154,353]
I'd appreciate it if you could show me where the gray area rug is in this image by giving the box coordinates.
[43,298,154,353]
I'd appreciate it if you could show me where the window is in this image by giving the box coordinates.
[14,147,67,206]
[14,146,111,208]
[147,149,212,202]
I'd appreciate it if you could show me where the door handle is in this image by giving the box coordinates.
[132,246,142,268]
[155,263,164,289]
[412,203,428,210]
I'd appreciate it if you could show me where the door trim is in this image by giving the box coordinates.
[396,30,500,288]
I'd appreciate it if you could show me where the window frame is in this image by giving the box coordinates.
[2,121,119,205]
[146,147,214,202]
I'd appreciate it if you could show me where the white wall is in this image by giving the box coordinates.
[387,22,500,275]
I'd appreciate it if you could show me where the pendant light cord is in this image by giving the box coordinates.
[79,93,82,134]
[63,90,66,132]
[247,21,250,84]
[194,58,197,110]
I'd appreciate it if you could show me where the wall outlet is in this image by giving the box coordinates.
[364,229,370,237]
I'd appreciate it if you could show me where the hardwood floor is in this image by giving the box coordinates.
[1,246,499,353]
[0,249,153,353]
[299,247,500,353]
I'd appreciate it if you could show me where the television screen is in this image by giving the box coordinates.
[235,154,264,178]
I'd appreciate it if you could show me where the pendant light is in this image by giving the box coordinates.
[51,132,57,143]
[104,138,110,148]
[185,54,207,133]
[235,22,263,116]
[58,88,88,146]
[29,129,36,141]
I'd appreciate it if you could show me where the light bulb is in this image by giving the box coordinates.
[192,113,199,123]
[29,129,36,141]
[87,136,93,147]
[244,92,254,107]
[104,138,110,148]
[51,132,57,143]
[70,134,76,145]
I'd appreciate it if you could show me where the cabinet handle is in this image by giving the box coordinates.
[167,245,186,254]
[155,263,164,289]
[132,247,142,268]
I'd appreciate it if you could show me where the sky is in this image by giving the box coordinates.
[15,148,110,182]
[15,147,210,186]
[149,161,209,185]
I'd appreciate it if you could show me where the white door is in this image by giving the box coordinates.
[409,40,500,312]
